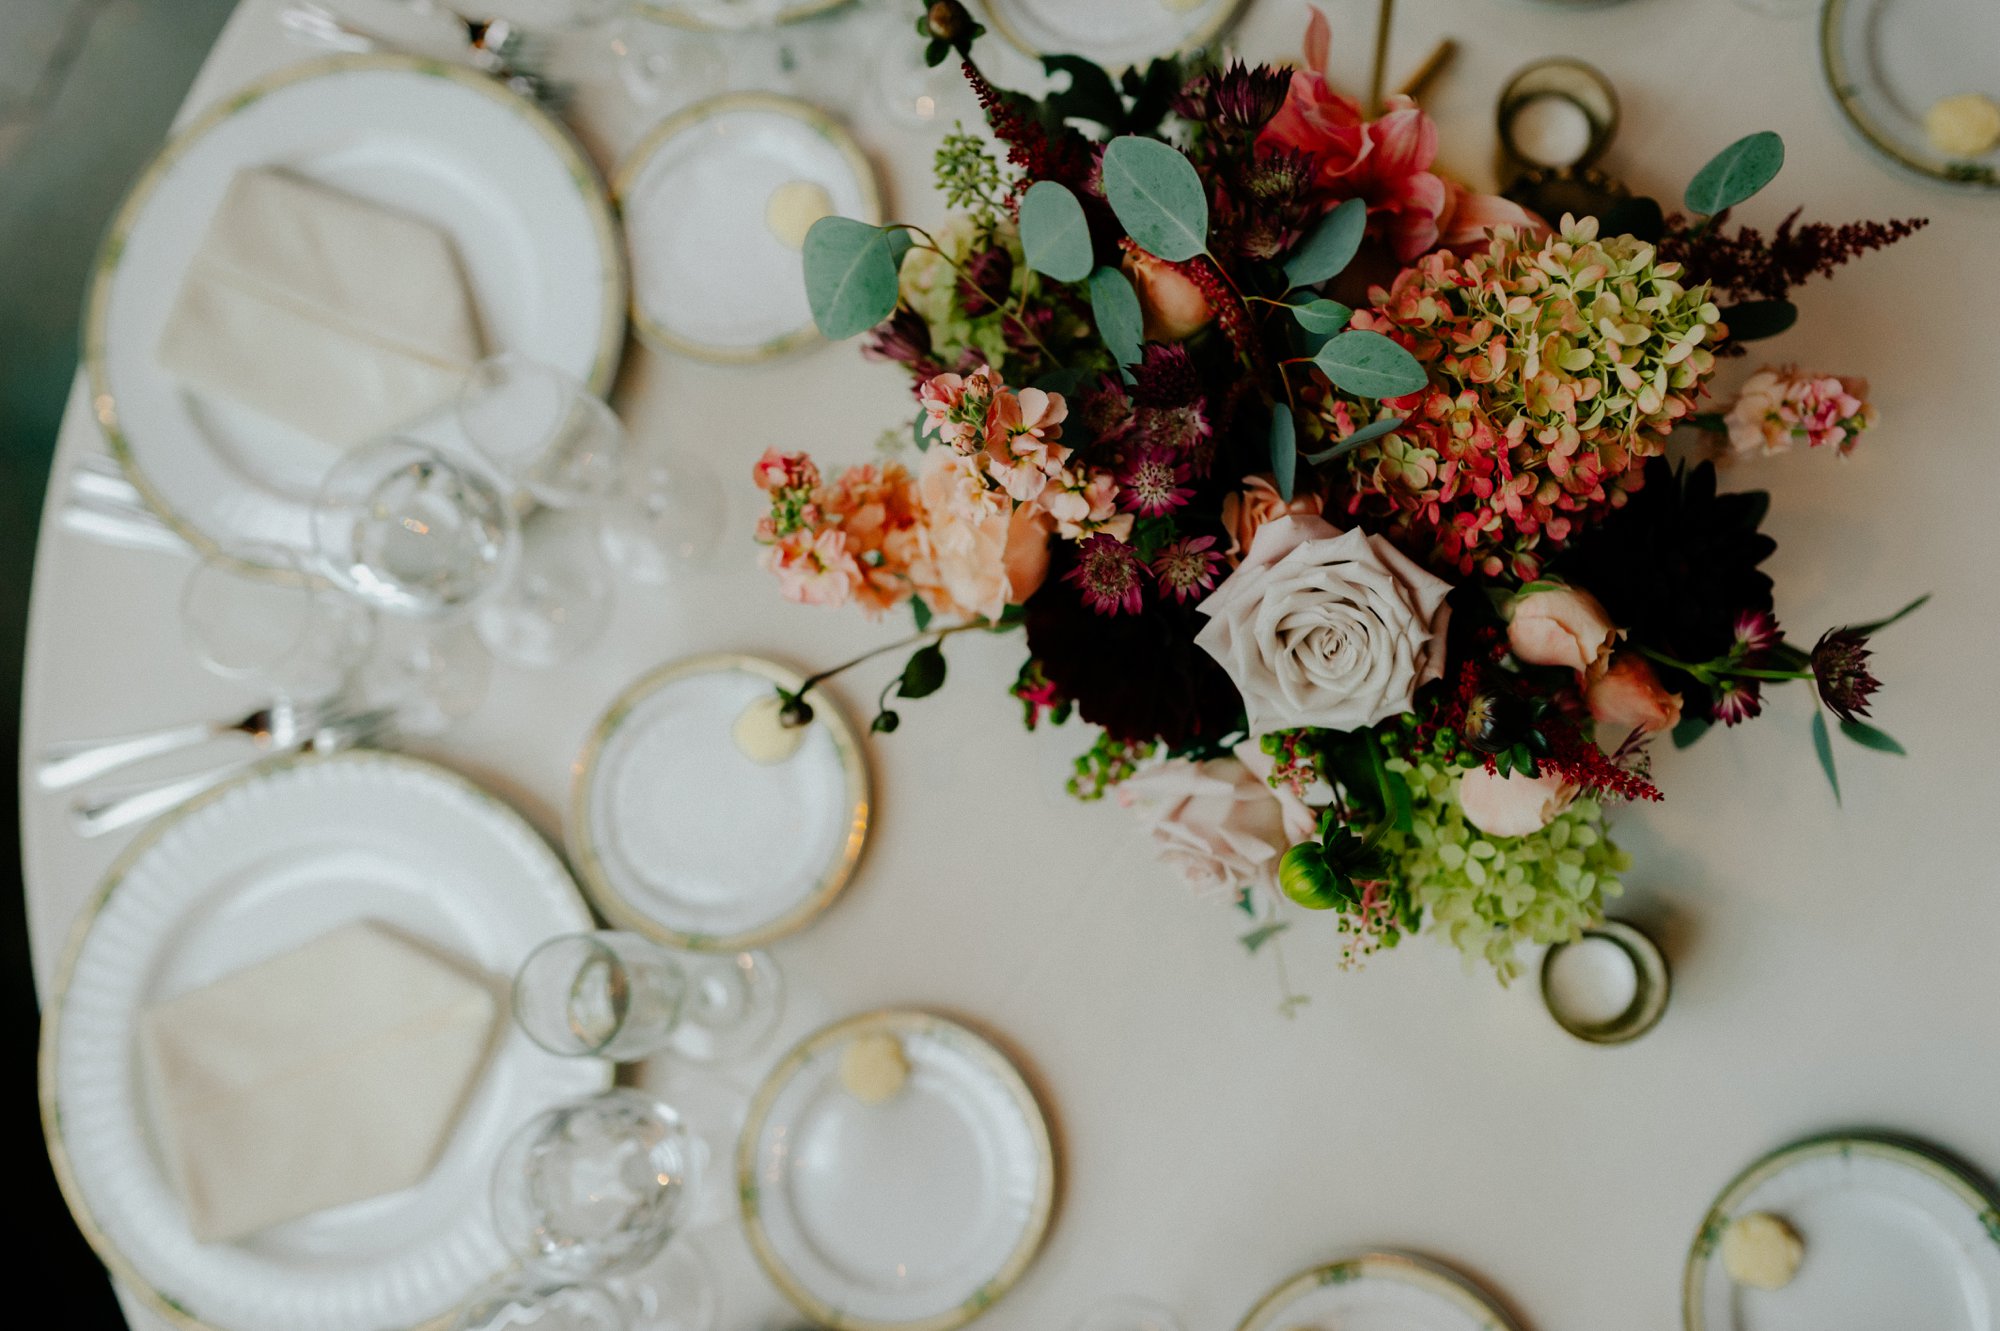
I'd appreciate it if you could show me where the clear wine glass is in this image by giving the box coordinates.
[451,1279,630,1331]
[180,542,373,701]
[456,354,625,510]
[512,931,783,1064]
[490,1089,706,1280]
[597,438,725,585]
[474,508,616,669]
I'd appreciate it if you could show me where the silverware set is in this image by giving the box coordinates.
[280,3,561,104]
[57,454,188,555]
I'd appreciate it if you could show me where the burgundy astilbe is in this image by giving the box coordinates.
[962,59,1095,195]
[1661,207,1929,303]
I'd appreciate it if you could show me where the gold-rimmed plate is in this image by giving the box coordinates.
[614,93,879,363]
[983,0,1251,70]
[1685,1134,2000,1330]
[568,654,869,951]
[1822,0,2000,192]
[633,0,852,28]
[86,55,626,566]
[737,1010,1056,1331]
[1236,1253,1521,1331]
[39,751,610,1331]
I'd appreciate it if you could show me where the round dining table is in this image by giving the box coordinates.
[22,1,2000,1328]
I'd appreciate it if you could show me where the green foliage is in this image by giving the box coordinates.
[1290,298,1353,335]
[898,642,948,699]
[1040,54,1125,129]
[1840,718,1905,755]
[1268,402,1297,501]
[1068,733,1157,800]
[1283,197,1368,288]
[1018,181,1093,282]
[1302,416,1402,465]
[1087,265,1144,371]
[1100,135,1209,262]
[1685,131,1785,216]
[1312,329,1429,399]
[1721,298,1796,342]
[933,128,1015,227]
[803,217,903,340]
[1853,593,1930,636]
[1811,710,1839,803]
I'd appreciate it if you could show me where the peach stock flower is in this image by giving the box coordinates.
[1721,366,1877,457]
[984,385,1071,503]
[1219,473,1326,562]
[1507,586,1617,678]
[1456,766,1578,839]
[765,528,862,608]
[912,450,1053,621]
[1587,653,1683,735]
[1121,247,1214,342]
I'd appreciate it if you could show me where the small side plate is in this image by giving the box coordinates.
[1822,0,2000,192]
[1235,1252,1520,1331]
[983,0,1251,70]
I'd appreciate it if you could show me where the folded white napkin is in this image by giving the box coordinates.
[156,167,485,449]
[140,920,499,1243]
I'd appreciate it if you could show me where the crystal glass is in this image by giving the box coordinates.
[609,17,730,111]
[512,931,782,1063]
[180,543,372,699]
[596,438,725,585]
[451,1279,630,1331]
[457,355,625,510]
[311,437,518,619]
[491,1089,704,1280]
[474,508,616,669]
[355,616,493,735]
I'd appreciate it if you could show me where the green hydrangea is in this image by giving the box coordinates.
[1381,755,1629,982]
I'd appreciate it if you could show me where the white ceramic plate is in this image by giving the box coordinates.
[634,0,851,28]
[615,93,878,363]
[1686,1135,2000,1331]
[739,1011,1055,1331]
[983,0,1250,69]
[41,752,610,1331]
[1236,1253,1520,1331]
[1822,0,2000,191]
[86,55,626,562]
[569,654,869,951]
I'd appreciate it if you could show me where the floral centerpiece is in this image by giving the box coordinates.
[755,5,1927,984]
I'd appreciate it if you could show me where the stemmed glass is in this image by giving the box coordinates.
[512,931,783,1064]
[180,542,373,702]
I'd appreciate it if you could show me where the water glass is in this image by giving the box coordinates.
[474,508,615,669]
[490,1089,703,1280]
[451,1279,629,1331]
[180,543,372,699]
[512,931,782,1063]
[457,354,625,510]
[596,439,725,585]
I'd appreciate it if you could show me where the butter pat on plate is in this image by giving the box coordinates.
[139,920,499,1242]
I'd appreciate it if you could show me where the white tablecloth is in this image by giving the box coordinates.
[22,1,2000,1327]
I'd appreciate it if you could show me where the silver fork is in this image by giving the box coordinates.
[57,454,188,555]
[37,697,325,791]
[70,705,399,838]
[279,3,556,102]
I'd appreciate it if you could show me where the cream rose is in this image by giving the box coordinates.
[1122,246,1214,342]
[1116,755,1312,898]
[1457,765,1578,838]
[1587,653,1683,735]
[1507,585,1616,676]
[1220,474,1326,562]
[910,450,1051,622]
[1193,514,1453,734]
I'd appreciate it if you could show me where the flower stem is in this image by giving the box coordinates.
[901,224,1060,363]
[783,619,990,715]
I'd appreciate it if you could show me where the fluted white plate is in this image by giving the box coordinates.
[1236,1253,1519,1331]
[983,0,1250,69]
[87,55,624,564]
[739,1011,1055,1331]
[1686,1136,2000,1331]
[41,752,609,1331]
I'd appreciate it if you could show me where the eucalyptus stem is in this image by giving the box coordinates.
[902,225,1060,363]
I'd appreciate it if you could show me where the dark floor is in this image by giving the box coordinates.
[3,0,237,1312]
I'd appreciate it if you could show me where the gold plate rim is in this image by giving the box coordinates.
[37,748,612,1331]
[631,0,853,32]
[1819,0,2000,193]
[83,53,629,570]
[734,1008,1058,1331]
[566,652,871,952]
[984,0,1253,69]
[611,91,882,365]
[1235,1252,1520,1331]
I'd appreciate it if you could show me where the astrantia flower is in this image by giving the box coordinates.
[1173,60,1292,136]
[1131,343,1202,407]
[1063,533,1148,615]
[1075,375,1135,443]
[1118,446,1194,517]
[1133,402,1213,464]
[1711,677,1763,726]
[1153,535,1224,604]
[1811,628,1881,722]
[1733,609,1781,660]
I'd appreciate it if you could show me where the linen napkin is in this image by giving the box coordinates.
[156,167,485,449]
[139,920,500,1243]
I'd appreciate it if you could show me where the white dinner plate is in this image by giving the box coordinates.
[615,93,879,363]
[1822,0,2000,192]
[569,654,869,951]
[982,0,1251,70]
[738,1010,1056,1331]
[86,55,626,563]
[634,0,851,28]
[1685,1135,2000,1331]
[1236,1253,1521,1331]
[40,752,610,1331]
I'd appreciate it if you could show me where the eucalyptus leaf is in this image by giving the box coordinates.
[1239,921,1291,955]
[1840,718,1906,755]
[898,643,948,699]
[1018,181,1094,282]
[1811,711,1840,804]
[1100,135,1209,262]
[1685,131,1786,216]
[1284,197,1367,288]
[913,411,934,451]
[1291,298,1353,335]
[1600,194,1665,243]
[1302,416,1403,465]
[1672,712,1713,750]
[1313,329,1428,399]
[802,217,902,340]
[1088,265,1144,368]
[1721,298,1797,342]
[1269,403,1297,502]
[884,228,913,271]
